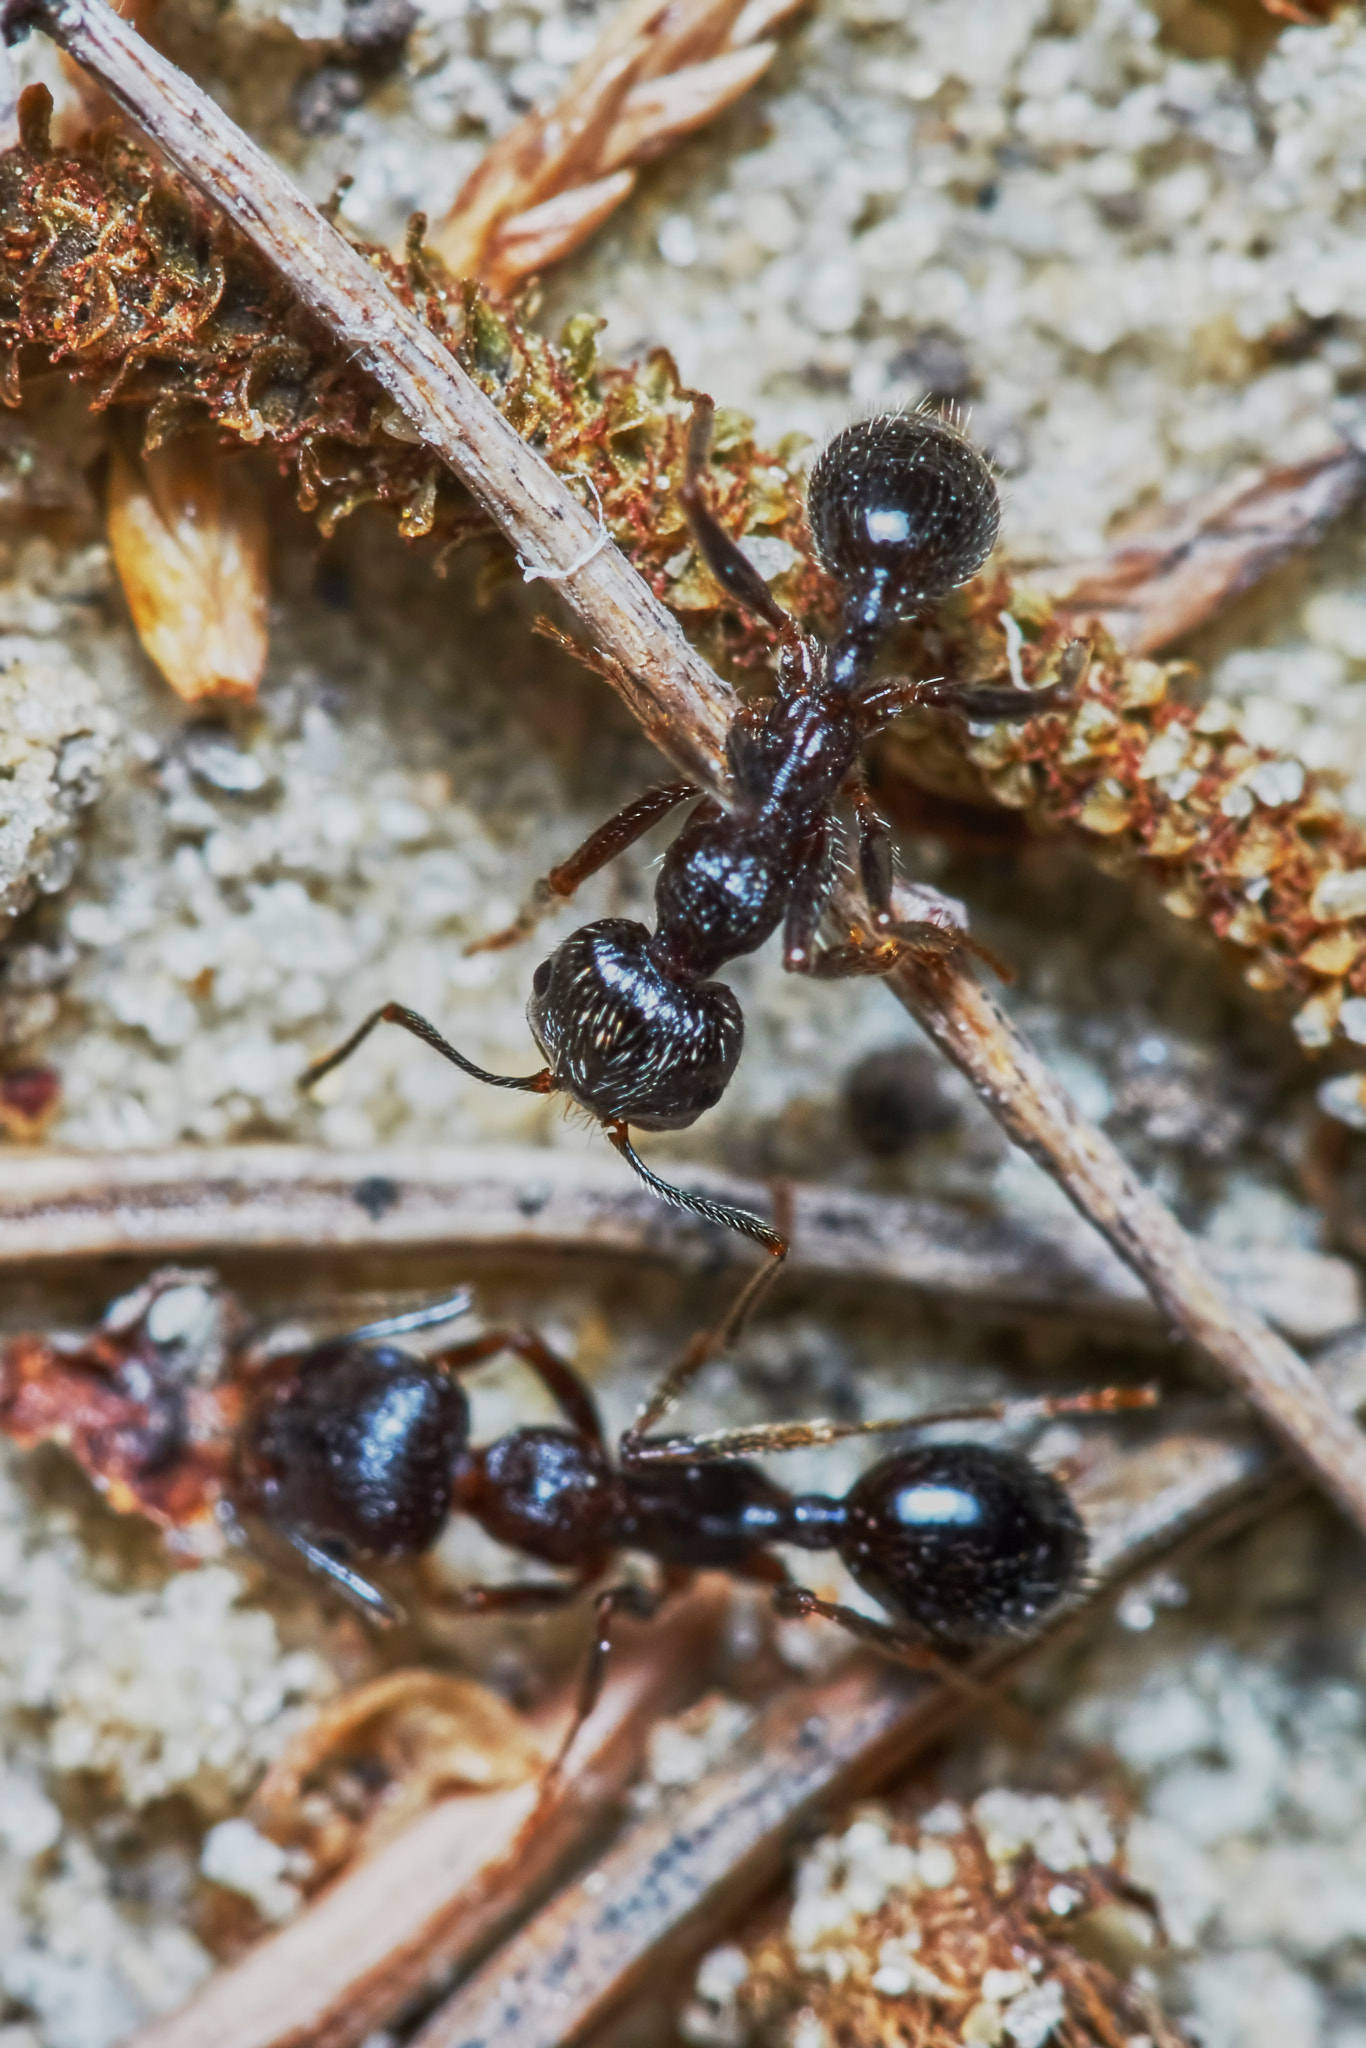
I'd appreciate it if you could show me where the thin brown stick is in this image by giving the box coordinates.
[128,1580,730,2048]
[9,0,1366,1532]
[0,1144,1356,1348]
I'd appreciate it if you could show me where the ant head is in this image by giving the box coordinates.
[838,1441,1085,1648]
[239,1338,470,1561]
[806,412,1000,618]
[527,917,743,1131]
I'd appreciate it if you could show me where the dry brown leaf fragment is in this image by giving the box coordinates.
[252,1668,545,1885]
[106,433,270,700]
[1036,444,1366,657]
[429,0,794,290]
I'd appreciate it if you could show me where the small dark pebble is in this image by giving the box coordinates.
[352,1174,400,1219]
[842,1045,958,1158]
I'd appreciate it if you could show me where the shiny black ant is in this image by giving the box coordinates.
[237,1284,1151,1763]
[301,404,1064,1261]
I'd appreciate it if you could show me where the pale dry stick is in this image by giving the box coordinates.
[12,0,1366,1532]
[0,1144,1358,1348]
[129,1581,730,2048]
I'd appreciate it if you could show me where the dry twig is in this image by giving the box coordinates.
[8,0,1366,1529]
[130,1579,731,2048]
[0,1143,1357,1347]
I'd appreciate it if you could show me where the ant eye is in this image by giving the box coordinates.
[806,413,1000,610]
[531,958,552,998]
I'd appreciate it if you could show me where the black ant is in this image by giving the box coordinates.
[301,404,1067,1260]
[236,1282,1152,1765]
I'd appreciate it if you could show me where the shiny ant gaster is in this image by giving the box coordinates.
[302,406,1066,1259]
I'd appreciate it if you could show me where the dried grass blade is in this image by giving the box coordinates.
[1036,443,1366,655]
[599,44,777,172]
[0,1143,1355,1346]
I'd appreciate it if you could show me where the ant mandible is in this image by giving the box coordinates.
[238,1287,1151,1767]
[301,404,1063,1259]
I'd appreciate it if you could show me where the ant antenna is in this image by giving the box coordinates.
[279,1528,405,1626]
[606,1121,787,1259]
[299,1001,554,1097]
[342,1289,474,1345]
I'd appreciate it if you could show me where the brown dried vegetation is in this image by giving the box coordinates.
[0,88,823,674]
[735,1812,1189,2048]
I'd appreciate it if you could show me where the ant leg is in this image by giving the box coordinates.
[342,1290,474,1344]
[772,1583,1002,1706]
[428,1576,598,1618]
[625,1385,1159,1464]
[278,1528,406,1626]
[679,393,792,634]
[781,818,836,974]
[432,1329,606,1448]
[848,769,896,936]
[299,1001,555,1096]
[620,1238,789,1460]
[858,641,1087,741]
[466,782,698,955]
[607,1122,788,1262]
[545,1579,666,1779]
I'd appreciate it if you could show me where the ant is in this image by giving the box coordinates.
[301,404,1068,1261]
[236,1280,1153,1766]
[1,1267,1151,1769]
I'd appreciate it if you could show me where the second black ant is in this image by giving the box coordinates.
[301,404,1070,1260]
[1,1269,1152,1774]
[237,1287,1150,1766]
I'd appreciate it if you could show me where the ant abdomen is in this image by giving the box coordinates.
[527,917,743,1130]
[808,412,1001,621]
[239,1340,470,1561]
[836,1442,1086,1648]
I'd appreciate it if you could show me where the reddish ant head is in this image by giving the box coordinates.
[807,412,1000,618]
[837,1441,1086,1648]
[239,1340,470,1561]
[526,917,744,1131]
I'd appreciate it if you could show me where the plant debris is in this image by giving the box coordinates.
[0,88,825,680]
[695,1800,1189,2048]
[430,0,804,293]
[105,430,270,702]
[248,1667,544,1887]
